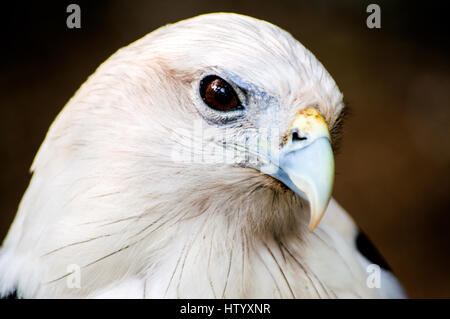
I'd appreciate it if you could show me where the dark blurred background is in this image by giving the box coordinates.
[1,1,449,298]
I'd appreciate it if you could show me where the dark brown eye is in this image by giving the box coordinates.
[199,75,241,111]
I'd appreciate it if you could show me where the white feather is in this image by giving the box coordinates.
[0,13,403,298]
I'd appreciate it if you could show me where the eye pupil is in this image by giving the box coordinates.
[213,81,233,105]
[200,76,241,111]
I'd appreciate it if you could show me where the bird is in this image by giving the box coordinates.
[0,13,405,298]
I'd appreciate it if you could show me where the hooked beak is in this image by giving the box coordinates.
[261,107,335,232]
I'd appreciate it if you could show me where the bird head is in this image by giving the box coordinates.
[0,12,348,298]
[27,13,345,237]
[135,13,345,233]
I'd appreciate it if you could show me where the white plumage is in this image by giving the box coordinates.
[0,13,404,298]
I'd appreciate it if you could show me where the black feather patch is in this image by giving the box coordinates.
[1,289,18,299]
[356,231,392,271]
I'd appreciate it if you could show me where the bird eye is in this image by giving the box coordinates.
[199,75,241,112]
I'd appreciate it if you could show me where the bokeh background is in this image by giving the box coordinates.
[1,1,449,298]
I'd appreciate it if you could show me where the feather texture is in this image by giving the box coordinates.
[0,13,404,298]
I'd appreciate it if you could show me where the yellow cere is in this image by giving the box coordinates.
[289,107,331,141]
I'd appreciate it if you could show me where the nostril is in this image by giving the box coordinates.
[291,130,307,142]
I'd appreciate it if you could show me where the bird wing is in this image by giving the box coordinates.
[321,198,406,298]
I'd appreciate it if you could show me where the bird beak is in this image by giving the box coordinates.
[261,107,334,232]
